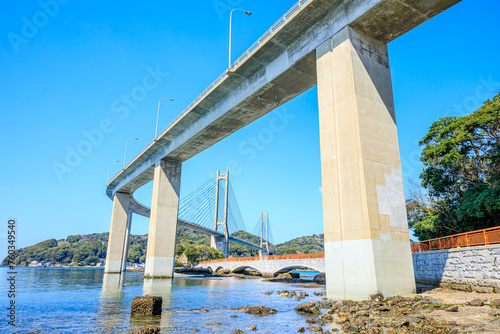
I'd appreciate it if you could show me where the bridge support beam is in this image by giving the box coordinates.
[105,192,132,274]
[211,236,228,258]
[316,26,415,300]
[121,209,132,272]
[144,160,182,278]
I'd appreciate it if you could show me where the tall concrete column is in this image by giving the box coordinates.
[211,236,228,258]
[144,159,182,278]
[316,26,415,300]
[104,192,132,274]
[120,209,132,272]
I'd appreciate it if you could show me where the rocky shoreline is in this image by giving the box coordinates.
[131,286,500,333]
[131,271,499,333]
[272,287,500,333]
[227,288,500,333]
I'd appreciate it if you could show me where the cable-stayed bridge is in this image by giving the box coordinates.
[122,170,272,268]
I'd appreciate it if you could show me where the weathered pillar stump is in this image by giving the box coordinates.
[131,295,162,316]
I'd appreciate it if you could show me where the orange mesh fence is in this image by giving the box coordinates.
[411,226,500,253]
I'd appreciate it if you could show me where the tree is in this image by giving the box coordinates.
[408,93,500,240]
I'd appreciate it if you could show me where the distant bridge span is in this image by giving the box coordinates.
[130,194,266,252]
[197,253,325,278]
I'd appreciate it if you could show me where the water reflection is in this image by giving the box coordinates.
[143,278,172,300]
[101,273,125,300]
[0,268,328,333]
[96,273,129,332]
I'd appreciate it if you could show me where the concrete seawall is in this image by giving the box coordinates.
[412,244,500,293]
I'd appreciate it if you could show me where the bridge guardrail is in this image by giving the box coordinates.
[116,0,311,176]
[411,226,500,253]
[199,252,324,264]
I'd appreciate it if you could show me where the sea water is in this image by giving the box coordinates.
[0,267,328,333]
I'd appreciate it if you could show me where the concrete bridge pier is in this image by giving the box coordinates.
[259,250,269,257]
[104,192,132,274]
[144,159,182,278]
[317,26,415,300]
[120,208,132,272]
[211,235,228,258]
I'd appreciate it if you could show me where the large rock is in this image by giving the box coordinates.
[244,269,262,276]
[469,299,484,307]
[276,272,300,279]
[131,296,162,316]
[235,306,278,316]
[313,272,325,284]
[174,267,212,275]
[129,326,160,334]
[306,326,323,332]
[294,301,321,315]
[216,268,231,275]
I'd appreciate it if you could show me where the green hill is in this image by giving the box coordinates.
[2,229,324,267]
[273,234,324,255]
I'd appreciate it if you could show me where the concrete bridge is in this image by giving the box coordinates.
[104,0,462,300]
[198,253,325,278]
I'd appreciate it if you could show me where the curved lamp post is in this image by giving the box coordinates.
[107,160,119,184]
[229,9,251,69]
[123,137,138,168]
[155,98,174,139]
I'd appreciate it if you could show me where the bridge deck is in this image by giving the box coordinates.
[106,0,460,199]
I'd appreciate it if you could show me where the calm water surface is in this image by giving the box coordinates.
[0,268,329,333]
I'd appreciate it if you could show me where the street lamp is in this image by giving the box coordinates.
[229,8,251,69]
[123,137,138,168]
[107,160,119,184]
[155,98,174,139]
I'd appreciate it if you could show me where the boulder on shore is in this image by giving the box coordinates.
[313,272,325,284]
[294,301,321,315]
[174,267,212,275]
[245,269,262,276]
[131,296,162,316]
[306,325,323,332]
[216,268,231,275]
[235,306,278,316]
[129,326,160,334]
[276,272,300,279]
[469,299,484,307]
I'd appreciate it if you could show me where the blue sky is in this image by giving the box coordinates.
[1,0,499,259]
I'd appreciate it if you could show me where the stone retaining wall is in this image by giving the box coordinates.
[412,244,500,293]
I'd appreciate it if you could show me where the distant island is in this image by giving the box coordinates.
[2,228,324,268]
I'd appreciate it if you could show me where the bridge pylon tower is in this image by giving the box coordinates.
[211,170,229,257]
[259,212,270,256]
